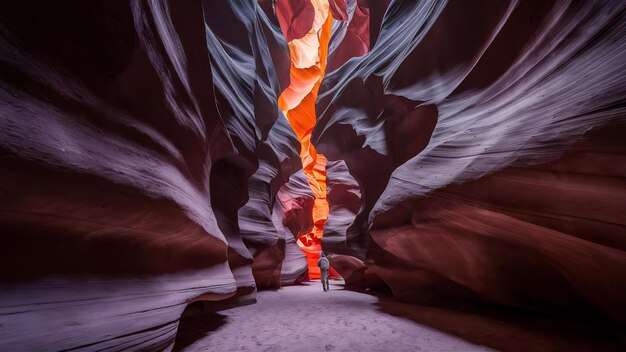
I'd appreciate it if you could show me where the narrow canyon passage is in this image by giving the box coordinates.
[1,1,625,351]
[174,280,492,352]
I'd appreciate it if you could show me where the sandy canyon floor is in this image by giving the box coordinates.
[175,280,493,352]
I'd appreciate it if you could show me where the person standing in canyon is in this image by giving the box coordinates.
[317,251,330,292]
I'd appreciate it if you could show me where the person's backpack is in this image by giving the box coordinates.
[318,257,330,270]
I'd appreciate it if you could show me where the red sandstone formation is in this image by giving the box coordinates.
[276,0,335,279]
[275,0,315,42]
[0,1,239,349]
[1,0,625,350]
[0,0,305,349]
[365,123,626,325]
[314,0,626,327]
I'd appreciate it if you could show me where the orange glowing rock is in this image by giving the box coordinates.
[299,243,340,279]
[277,0,336,279]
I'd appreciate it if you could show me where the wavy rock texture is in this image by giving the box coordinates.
[205,0,309,292]
[0,0,306,350]
[328,0,392,64]
[277,169,315,239]
[272,194,309,285]
[1,0,625,350]
[369,122,626,318]
[276,0,336,278]
[323,159,361,255]
[0,1,238,350]
[315,0,626,326]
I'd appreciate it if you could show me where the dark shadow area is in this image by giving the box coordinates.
[369,293,626,352]
[172,302,228,352]
[201,287,257,311]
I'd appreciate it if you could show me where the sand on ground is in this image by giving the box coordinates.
[178,280,493,352]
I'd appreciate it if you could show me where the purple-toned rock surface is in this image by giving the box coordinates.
[314,0,626,326]
[1,0,625,350]
[0,0,306,350]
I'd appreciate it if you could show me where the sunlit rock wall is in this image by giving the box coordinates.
[204,0,307,291]
[315,0,626,324]
[1,0,625,350]
[275,0,335,278]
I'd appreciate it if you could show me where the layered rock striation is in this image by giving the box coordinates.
[0,0,308,350]
[315,0,626,325]
[1,0,625,350]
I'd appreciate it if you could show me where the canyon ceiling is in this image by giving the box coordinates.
[0,0,625,351]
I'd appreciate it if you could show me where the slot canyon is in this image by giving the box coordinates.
[0,1,625,351]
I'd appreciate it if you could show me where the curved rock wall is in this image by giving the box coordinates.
[315,0,626,324]
[1,0,625,350]
[204,0,310,290]
[275,0,335,278]
[367,122,626,323]
[0,0,307,350]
